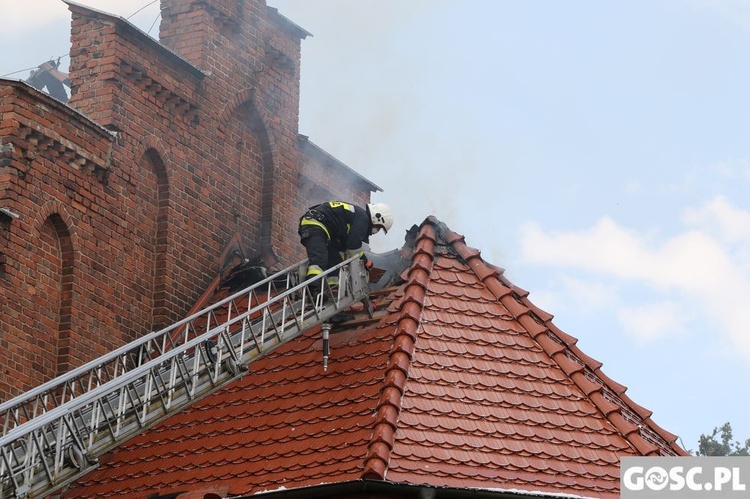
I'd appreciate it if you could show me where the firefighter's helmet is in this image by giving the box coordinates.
[367,203,394,234]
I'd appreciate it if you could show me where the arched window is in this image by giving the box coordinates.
[38,214,74,378]
[142,148,170,330]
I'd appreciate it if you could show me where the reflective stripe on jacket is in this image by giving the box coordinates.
[300,201,371,251]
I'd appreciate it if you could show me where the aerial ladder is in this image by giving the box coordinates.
[0,256,371,499]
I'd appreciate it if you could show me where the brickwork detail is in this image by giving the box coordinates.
[0,0,378,401]
[120,62,199,125]
[16,124,110,182]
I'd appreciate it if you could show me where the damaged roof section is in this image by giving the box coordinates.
[25,60,70,103]
[65,216,686,499]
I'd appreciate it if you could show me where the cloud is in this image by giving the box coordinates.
[616,301,688,344]
[666,158,750,195]
[519,196,750,359]
[4,0,70,36]
[518,274,619,329]
[520,216,735,292]
[692,0,750,31]
[683,195,750,243]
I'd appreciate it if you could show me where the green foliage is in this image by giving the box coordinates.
[696,422,750,456]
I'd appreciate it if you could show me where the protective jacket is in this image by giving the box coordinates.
[299,201,371,253]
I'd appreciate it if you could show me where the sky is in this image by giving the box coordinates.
[2,0,749,454]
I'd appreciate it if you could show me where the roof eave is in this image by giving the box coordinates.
[267,6,313,39]
[247,479,586,499]
[299,135,382,193]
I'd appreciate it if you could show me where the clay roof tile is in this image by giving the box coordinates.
[65,216,687,498]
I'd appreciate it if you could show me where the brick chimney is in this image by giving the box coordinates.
[158,1,297,88]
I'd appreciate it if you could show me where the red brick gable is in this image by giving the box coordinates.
[1,0,378,400]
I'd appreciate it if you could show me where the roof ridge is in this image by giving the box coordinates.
[361,220,438,480]
[437,219,688,458]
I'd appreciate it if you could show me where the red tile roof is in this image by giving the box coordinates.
[64,216,686,499]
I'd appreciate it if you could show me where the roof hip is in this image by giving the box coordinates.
[361,218,439,479]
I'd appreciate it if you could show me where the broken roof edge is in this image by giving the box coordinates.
[416,216,688,458]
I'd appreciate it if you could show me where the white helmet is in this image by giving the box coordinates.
[367,203,394,234]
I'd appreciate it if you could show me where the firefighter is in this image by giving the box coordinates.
[298,201,394,293]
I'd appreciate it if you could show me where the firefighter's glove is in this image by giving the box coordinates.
[361,254,373,271]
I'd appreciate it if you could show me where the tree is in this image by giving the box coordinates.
[696,422,750,456]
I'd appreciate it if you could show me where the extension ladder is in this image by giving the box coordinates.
[0,256,370,498]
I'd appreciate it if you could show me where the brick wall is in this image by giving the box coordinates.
[0,0,379,400]
[1,83,118,395]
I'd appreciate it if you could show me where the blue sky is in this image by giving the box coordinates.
[3,0,749,453]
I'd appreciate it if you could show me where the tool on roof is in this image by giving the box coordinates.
[0,256,371,499]
[322,323,332,371]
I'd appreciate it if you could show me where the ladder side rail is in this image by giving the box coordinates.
[0,271,316,445]
[0,325,168,439]
[0,257,358,454]
[268,258,358,337]
[0,260,310,435]
[0,329,160,420]
[271,258,368,349]
[225,256,365,358]
[6,312,364,498]
[1,257,368,498]
[93,257,364,441]
[0,333,210,445]
[0,329,220,493]
[163,260,304,348]
[256,282,364,362]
